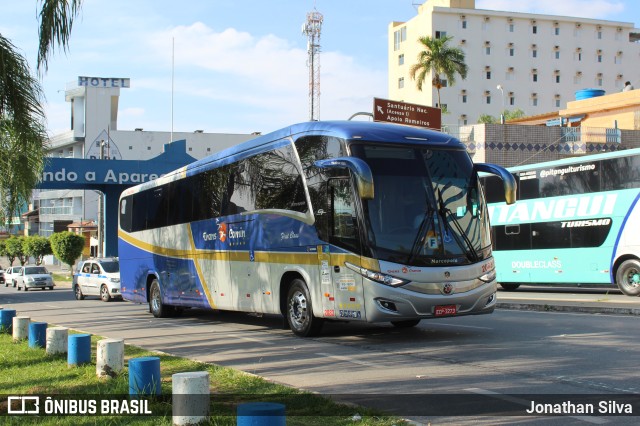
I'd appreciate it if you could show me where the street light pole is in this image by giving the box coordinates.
[496,84,505,123]
[97,140,105,258]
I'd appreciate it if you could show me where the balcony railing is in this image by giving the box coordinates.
[39,206,73,215]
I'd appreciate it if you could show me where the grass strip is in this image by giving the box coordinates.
[0,330,405,425]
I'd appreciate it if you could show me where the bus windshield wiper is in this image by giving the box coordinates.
[407,204,436,265]
[436,188,480,263]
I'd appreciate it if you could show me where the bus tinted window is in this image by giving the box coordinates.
[493,219,611,250]
[602,156,640,190]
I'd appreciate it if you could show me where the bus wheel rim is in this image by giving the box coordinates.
[289,290,308,329]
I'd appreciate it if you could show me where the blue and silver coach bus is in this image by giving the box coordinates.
[483,148,640,296]
[118,121,516,336]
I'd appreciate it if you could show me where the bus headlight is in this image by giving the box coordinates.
[479,269,497,283]
[344,262,410,287]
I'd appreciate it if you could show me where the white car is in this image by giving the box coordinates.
[73,258,121,302]
[5,266,23,288]
[15,266,55,291]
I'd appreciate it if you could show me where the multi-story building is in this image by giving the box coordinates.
[388,0,640,126]
[36,76,256,239]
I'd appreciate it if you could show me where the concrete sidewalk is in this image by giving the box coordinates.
[496,286,640,316]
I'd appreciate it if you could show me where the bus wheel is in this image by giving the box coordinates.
[499,283,520,291]
[286,279,323,337]
[616,259,640,297]
[149,280,172,318]
[391,319,421,328]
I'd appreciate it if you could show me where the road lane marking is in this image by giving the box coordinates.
[465,388,609,424]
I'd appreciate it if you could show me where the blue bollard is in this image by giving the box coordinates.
[129,356,161,396]
[0,309,16,333]
[237,402,286,426]
[28,322,47,348]
[68,334,92,365]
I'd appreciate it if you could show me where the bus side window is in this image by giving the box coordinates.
[328,178,360,253]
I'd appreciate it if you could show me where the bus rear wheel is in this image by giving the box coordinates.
[616,259,640,297]
[286,279,323,337]
[499,283,520,291]
[149,280,173,317]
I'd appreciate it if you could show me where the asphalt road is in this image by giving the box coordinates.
[1,284,639,425]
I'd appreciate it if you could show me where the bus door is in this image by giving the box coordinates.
[321,178,365,321]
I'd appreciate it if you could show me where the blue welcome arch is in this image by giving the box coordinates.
[37,140,197,256]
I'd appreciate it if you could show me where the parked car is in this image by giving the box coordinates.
[5,266,23,288]
[73,258,121,302]
[15,266,55,291]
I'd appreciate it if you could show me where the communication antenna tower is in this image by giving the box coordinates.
[302,7,323,121]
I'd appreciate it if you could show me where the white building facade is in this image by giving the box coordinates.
[36,77,255,237]
[388,0,640,126]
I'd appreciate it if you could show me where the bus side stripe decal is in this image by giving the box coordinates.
[610,192,640,282]
[188,223,217,309]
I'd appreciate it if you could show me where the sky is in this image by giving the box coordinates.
[2,0,639,136]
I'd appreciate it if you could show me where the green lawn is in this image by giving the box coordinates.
[0,331,405,425]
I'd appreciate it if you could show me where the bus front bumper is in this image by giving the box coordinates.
[363,279,497,323]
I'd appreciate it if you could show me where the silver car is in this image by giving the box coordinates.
[73,258,121,302]
[15,266,55,291]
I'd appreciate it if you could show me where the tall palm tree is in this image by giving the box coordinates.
[0,0,82,224]
[409,35,468,109]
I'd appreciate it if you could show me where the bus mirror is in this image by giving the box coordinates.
[314,157,374,200]
[474,163,517,205]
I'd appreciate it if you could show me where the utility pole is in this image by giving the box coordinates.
[97,140,105,258]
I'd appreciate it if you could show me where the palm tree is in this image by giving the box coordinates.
[0,0,83,224]
[409,35,468,109]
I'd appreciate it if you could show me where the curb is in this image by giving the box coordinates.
[496,302,640,316]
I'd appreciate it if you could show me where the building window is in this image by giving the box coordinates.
[509,95,515,106]
[597,77,603,86]
[509,23,514,32]
[555,51,560,59]
[574,74,582,84]
[129,146,133,150]
[532,25,537,34]
[556,75,561,83]
[398,77,405,89]
[509,47,515,56]
[462,94,467,103]
[207,148,211,152]
[486,71,491,79]
[532,71,538,82]
[532,48,537,58]
[435,30,447,39]
[555,98,561,108]
[576,52,582,61]
[398,54,404,65]
[486,46,491,55]
[486,96,491,104]
[597,30,602,39]
[555,27,560,36]
[147,147,151,151]
[462,20,467,29]
[597,53,602,63]
[188,147,193,152]
[614,53,622,65]
[394,27,407,51]
[440,79,448,87]
[532,98,538,107]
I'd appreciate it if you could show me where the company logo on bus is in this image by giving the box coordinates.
[442,283,454,295]
[560,218,611,228]
[218,223,227,242]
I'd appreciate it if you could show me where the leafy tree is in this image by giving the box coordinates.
[23,235,53,265]
[0,1,83,224]
[409,35,468,109]
[0,239,7,267]
[5,236,27,266]
[477,109,526,124]
[49,231,85,271]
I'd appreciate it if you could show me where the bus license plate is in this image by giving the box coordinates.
[434,305,457,316]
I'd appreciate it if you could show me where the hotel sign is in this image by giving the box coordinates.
[78,76,130,88]
[373,97,441,130]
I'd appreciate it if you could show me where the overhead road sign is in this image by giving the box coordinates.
[373,97,441,130]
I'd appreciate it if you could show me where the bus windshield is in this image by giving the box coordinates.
[350,144,491,266]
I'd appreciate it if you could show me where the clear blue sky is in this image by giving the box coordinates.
[2,0,639,136]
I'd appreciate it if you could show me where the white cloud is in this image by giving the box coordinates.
[476,0,625,19]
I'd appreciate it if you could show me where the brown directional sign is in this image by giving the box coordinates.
[373,97,441,130]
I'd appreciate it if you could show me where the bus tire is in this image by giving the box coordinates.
[391,319,421,328]
[286,279,323,337]
[149,279,172,318]
[499,283,520,291]
[615,259,640,297]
